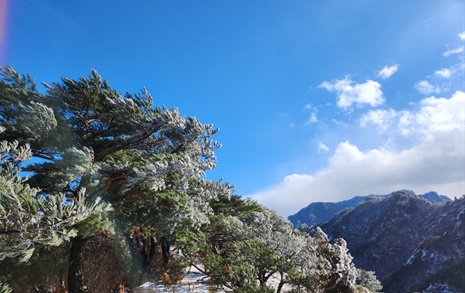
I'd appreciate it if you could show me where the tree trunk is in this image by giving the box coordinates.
[68,233,127,292]
[277,281,285,293]
[149,236,157,261]
[67,237,85,293]
[276,272,285,293]
[160,236,170,263]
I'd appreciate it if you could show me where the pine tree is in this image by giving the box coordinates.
[0,134,111,291]
[0,66,228,291]
[356,268,383,292]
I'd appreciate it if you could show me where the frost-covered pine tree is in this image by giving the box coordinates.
[356,268,383,292]
[189,199,361,293]
[0,66,230,291]
[0,133,111,291]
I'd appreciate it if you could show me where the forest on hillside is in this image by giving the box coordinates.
[0,66,381,293]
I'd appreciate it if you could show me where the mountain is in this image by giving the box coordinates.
[288,190,451,228]
[288,195,371,228]
[420,191,452,205]
[319,191,465,293]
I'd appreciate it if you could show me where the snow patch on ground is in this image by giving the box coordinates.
[405,249,419,265]
[134,264,293,292]
[421,249,427,259]
[456,208,465,220]
[134,266,228,293]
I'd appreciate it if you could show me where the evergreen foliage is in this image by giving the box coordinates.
[0,282,12,293]
[356,268,383,292]
[0,66,375,292]
[0,137,110,264]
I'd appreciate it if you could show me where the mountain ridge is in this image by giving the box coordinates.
[312,190,465,293]
[288,190,451,228]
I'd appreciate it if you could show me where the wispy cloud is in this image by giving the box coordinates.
[305,113,318,124]
[434,68,453,78]
[458,31,465,40]
[320,77,384,109]
[318,142,329,153]
[443,46,464,57]
[377,64,399,79]
[250,91,465,216]
[415,80,440,94]
[303,104,318,124]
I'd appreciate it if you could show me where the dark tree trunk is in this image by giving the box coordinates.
[139,236,150,268]
[68,233,127,292]
[277,281,285,293]
[149,236,157,260]
[258,271,266,286]
[67,237,85,293]
[125,232,139,261]
[126,231,151,277]
[276,272,285,293]
[160,236,170,263]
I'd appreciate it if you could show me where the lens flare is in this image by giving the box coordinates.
[0,0,8,66]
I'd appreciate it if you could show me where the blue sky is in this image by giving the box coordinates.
[2,0,464,216]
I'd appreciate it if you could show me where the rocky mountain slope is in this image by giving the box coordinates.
[318,191,465,293]
[288,191,450,228]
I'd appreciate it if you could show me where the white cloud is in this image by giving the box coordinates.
[331,119,347,126]
[434,68,453,78]
[377,64,399,79]
[303,105,318,125]
[318,142,329,153]
[458,31,465,40]
[250,92,465,216]
[443,46,464,57]
[306,113,318,124]
[320,77,384,109]
[415,80,440,94]
[360,109,397,132]
[404,92,465,138]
